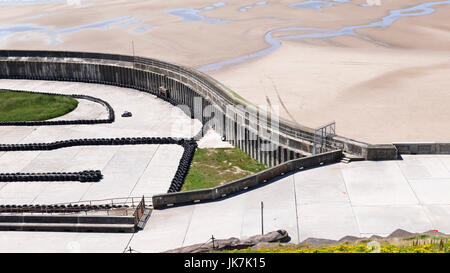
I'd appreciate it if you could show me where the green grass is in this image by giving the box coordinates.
[218,242,450,253]
[0,90,78,122]
[181,148,268,191]
[229,90,247,102]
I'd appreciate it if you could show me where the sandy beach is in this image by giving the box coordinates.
[0,0,449,143]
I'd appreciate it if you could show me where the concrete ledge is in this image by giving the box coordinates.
[0,214,138,232]
[366,144,398,160]
[152,150,343,209]
[0,222,135,233]
[393,142,450,154]
[332,136,398,160]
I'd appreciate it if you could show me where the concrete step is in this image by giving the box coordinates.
[0,214,138,233]
[343,153,365,162]
[0,222,136,233]
[340,157,351,164]
[0,214,135,225]
[340,153,365,164]
[136,208,152,230]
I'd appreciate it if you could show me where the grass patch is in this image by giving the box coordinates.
[229,90,247,102]
[181,147,268,191]
[0,90,78,122]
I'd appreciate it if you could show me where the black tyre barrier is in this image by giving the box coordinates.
[0,170,103,183]
[0,89,115,126]
[0,137,197,193]
[0,76,200,194]
[0,73,211,138]
[167,139,198,193]
[0,137,182,151]
[0,203,130,214]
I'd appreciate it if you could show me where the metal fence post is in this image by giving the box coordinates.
[261,201,264,235]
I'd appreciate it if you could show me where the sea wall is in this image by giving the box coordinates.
[0,50,397,165]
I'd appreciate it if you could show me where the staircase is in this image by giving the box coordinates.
[0,214,136,233]
[340,153,365,164]
[0,197,153,233]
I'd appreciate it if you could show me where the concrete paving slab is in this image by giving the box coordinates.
[80,150,158,200]
[241,208,298,242]
[0,183,47,204]
[353,206,433,235]
[21,148,82,173]
[182,204,245,247]
[60,146,120,172]
[396,159,432,180]
[0,231,132,253]
[293,163,349,204]
[398,155,450,179]
[0,127,35,143]
[409,180,450,204]
[341,162,419,206]
[130,171,177,197]
[297,202,360,241]
[50,99,108,121]
[129,205,195,253]
[150,145,185,167]
[32,182,93,204]
[439,157,450,171]
[0,151,42,173]
[239,175,296,210]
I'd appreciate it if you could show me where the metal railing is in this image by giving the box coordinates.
[0,50,320,145]
[133,196,146,225]
[0,50,387,158]
[52,196,153,207]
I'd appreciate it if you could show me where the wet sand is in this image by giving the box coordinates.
[0,0,449,143]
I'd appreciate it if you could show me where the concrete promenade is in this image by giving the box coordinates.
[0,154,448,252]
[0,79,449,252]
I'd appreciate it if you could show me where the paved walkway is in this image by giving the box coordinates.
[0,155,448,252]
[127,155,450,252]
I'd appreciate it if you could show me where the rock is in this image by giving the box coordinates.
[369,235,384,240]
[387,229,417,239]
[300,238,338,247]
[339,235,363,243]
[423,230,447,236]
[164,230,289,253]
[241,230,290,245]
[250,242,281,251]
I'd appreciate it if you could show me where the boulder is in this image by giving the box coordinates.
[164,230,289,253]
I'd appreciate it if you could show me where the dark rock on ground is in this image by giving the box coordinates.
[165,228,450,253]
[339,235,363,243]
[386,229,417,239]
[300,238,338,247]
[164,230,289,253]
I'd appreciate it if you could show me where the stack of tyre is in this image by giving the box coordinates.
[0,203,130,213]
[168,139,198,193]
[0,170,103,182]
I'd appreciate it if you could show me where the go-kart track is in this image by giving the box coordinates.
[0,79,200,202]
[0,78,449,253]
